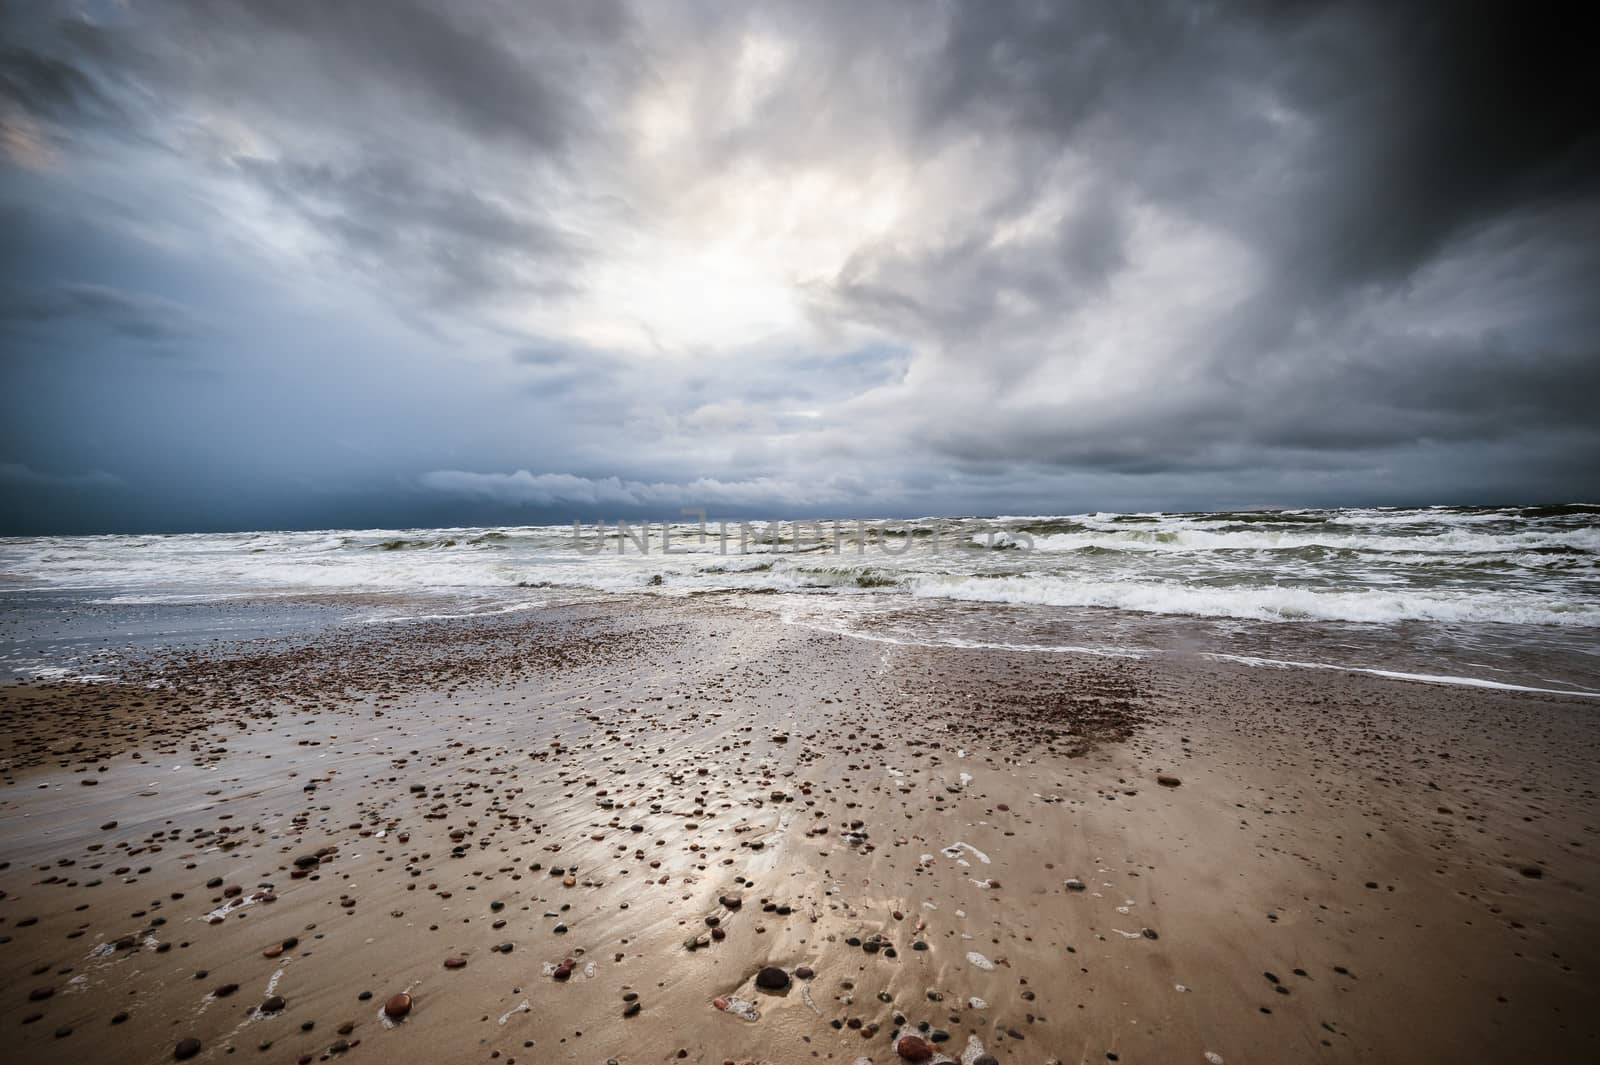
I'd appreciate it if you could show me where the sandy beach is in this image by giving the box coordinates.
[2,595,1594,1065]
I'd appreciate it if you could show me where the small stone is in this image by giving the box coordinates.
[383,993,412,1020]
[754,966,790,990]
[1157,775,1182,787]
[175,1038,202,1060]
[260,996,286,1013]
[896,1035,934,1061]
[443,957,467,970]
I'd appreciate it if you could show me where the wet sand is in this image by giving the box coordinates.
[1,595,1596,1064]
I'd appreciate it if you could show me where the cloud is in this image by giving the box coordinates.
[419,469,857,509]
[1,0,1597,532]
[234,155,581,305]
[0,282,202,345]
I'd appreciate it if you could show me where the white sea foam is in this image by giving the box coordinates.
[1203,654,1600,698]
[909,575,1600,627]
[1023,525,1600,556]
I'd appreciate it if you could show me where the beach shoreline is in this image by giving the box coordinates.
[2,596,1595,1064]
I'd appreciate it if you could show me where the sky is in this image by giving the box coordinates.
[2,0,1597,534]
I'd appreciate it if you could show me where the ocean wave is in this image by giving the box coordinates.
[909,575,1600,626]
[1019,526,1600,556]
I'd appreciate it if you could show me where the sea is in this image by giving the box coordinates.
[2,504,1597,695]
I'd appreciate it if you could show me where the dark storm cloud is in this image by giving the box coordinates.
[4,0,636,308]
[236,155,581,304]
[0,43,120,125]
[0,281,201,346]
[1,1,1597,532]
[189,0,586,153]
[807,0,1600,481]
[53,0,629,153]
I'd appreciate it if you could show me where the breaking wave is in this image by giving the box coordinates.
[908,575,1600,627]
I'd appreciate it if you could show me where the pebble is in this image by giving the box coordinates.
[895,1035,934,1061]
[383,993,412,1020]
[755,966,790,990]
[174,1038,202,1060]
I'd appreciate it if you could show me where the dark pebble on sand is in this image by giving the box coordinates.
[383,993,412,1020]
[755,966,790,990]
[175,1038,202,1060]
[896,1035,934,1061]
